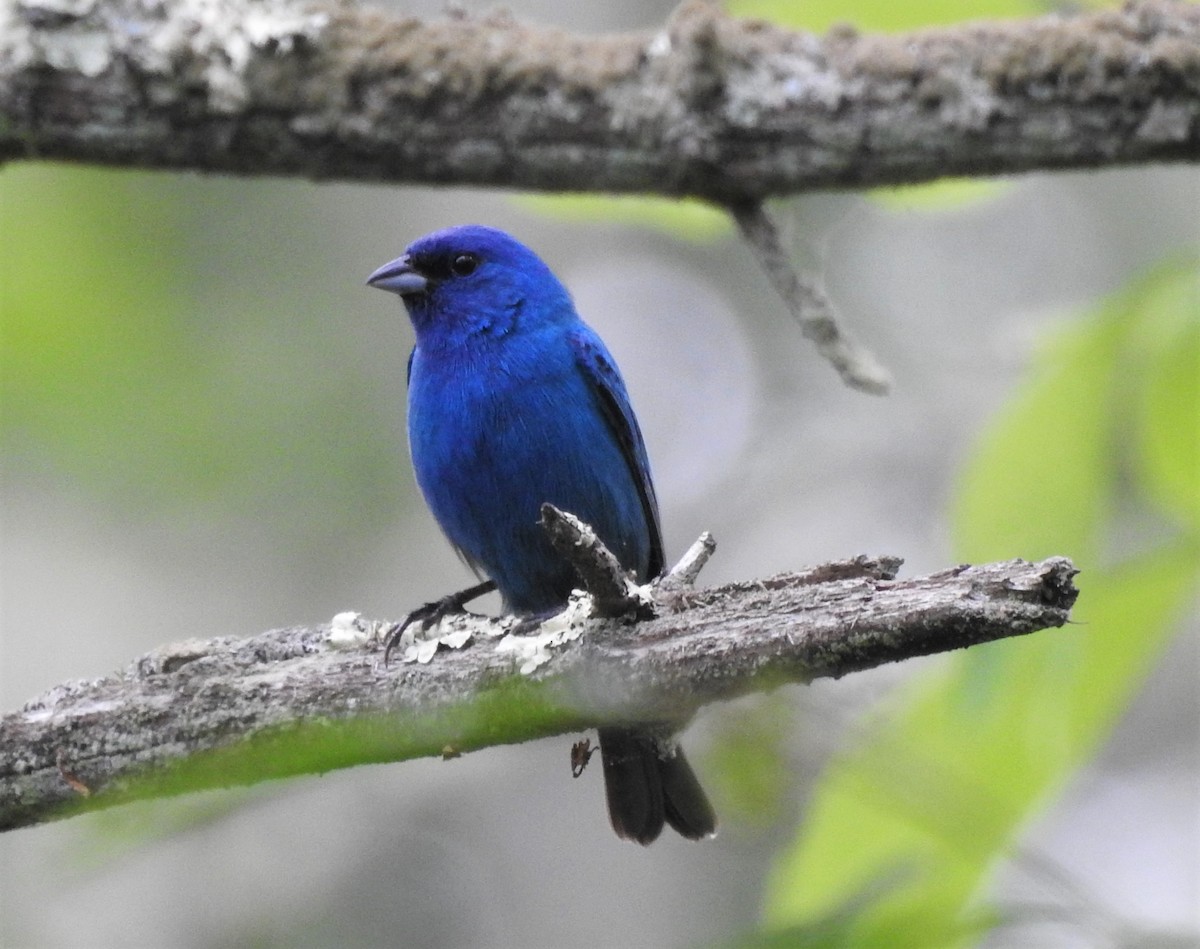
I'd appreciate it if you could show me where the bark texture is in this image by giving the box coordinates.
[0,555,1078,832]
[1,0,1197,198]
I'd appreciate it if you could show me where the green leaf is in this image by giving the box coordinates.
[953,258,1200,565]
[1133,272,1200,532]
[951,307,1124,566]
[704,695,794,829]
[720,868,989,948]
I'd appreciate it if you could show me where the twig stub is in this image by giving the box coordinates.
[732,201,893,395]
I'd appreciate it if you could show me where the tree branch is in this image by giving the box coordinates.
[1,0,1196,199]
[0,554,1078,832]
[732,202,891,394]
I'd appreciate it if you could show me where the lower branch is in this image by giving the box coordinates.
[0,555,1078,832]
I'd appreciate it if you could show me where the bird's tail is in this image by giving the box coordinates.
[597,725,717,845]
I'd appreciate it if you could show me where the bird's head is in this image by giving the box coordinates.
[367,225,573,346]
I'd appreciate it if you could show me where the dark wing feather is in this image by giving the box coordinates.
[570,329,665,580]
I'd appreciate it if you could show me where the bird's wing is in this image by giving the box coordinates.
[570,328,665,579]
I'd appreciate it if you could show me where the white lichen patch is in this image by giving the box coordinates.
[345,591,604,670]
[151,0,329,112]
[629,581,656,612]
[495,592,593,675]
[7,0,111,74]
[393,612,511,665]
[327,611,372,648]
[6,0,325,98]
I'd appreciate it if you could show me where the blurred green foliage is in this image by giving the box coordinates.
[704,695,797,829]
[519,194,732,242]
[0,165,401,541]
[759,259,1199,945]
[728,0,1085,32]
[869,179,1007,212]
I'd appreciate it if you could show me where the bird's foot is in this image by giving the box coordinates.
[382,579,496,665]
[505,606,564,638]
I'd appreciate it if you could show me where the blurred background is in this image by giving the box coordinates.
[2,0,1197,946]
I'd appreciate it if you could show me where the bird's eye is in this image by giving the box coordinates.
[451,253,478,277]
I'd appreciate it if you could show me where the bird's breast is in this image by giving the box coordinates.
[404,335,651,612]
[406,339,597,513]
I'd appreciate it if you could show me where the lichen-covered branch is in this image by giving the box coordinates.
[1,0,1197,199]
[0,555,1078,832]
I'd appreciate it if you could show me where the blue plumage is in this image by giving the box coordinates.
[368,225,714,845]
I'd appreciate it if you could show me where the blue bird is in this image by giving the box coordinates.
[367,225,716,845]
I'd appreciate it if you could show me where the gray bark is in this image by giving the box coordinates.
[0,555,1078,832]
[1,0,1197,199]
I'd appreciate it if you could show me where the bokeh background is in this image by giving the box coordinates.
[2,0,1197,946]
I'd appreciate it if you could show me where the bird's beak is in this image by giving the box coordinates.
[366,255,429,297]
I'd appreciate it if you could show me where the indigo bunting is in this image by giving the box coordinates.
[368,225,716,845]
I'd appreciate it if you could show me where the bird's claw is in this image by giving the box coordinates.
[382,579,497,666]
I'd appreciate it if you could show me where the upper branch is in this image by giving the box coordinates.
[0,555,1078,832]
[1,0,1197,199]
